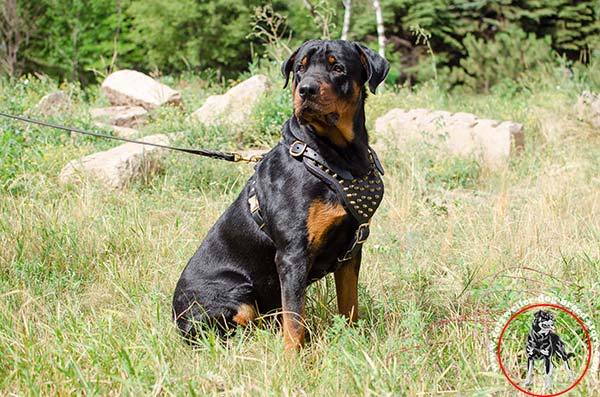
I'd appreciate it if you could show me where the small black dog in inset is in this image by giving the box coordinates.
[522,310,575,390]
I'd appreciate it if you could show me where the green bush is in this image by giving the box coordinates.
[2,0,599,92]
[447,26,556,93]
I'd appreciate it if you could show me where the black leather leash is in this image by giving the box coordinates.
[0,111,263,163]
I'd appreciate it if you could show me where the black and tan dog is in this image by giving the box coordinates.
[523,310,575,390]
[172,40,389,351]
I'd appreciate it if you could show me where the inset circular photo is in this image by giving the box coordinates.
[497,303,592,396]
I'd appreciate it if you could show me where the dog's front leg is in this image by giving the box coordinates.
[564,359,575,381]
[544,357,554,390]
[523,358,534,387]
[276,253,308,352]
[334,254,361,323]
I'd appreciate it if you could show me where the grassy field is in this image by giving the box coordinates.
[1,62,600,396]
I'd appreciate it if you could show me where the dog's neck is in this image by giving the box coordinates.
[288,108,371,177]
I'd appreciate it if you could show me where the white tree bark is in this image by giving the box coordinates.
[373,0,385,57]
[341,0,352,41]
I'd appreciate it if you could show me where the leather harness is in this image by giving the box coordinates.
[248,134,384,264]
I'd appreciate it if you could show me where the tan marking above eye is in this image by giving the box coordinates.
[301,56,308,65]
[328,56,336,64]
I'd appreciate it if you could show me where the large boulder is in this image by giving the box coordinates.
[576,91,600,128]
[101,70,182,110]
[90,106,148,128]
[192,75,270,125]
[374,108,524,169]
[59,134,168,189]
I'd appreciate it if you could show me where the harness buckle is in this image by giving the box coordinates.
[248,195,260,213]
[289,140,307,157]
[355,223,370,244]
[337,223,371,262]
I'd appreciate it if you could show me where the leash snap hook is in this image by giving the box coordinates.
[233,152,263,163]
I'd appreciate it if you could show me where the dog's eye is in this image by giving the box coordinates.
[297,64,306,73]
[333,64,345,74]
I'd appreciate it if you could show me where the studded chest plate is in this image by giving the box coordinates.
[338,160,383,222]
[298,145,384,225]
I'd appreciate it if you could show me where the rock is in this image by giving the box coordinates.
[93,123,139,139]
[192,75,271,125]
[110,125,139,139]
[90,106,148,128]
[576,91,600,128]
[374,108,524,169]
[33,91,72,116]
[101,70,182,110]
[59,134,168,189]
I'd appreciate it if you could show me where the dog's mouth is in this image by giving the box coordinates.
[295,102,339,127]
[539,320,554,332]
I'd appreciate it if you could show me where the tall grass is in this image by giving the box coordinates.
[0,64,599,396]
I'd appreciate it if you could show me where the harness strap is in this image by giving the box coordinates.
[247,138,384,264]
[248,179,266,230]
[289,139,384,263]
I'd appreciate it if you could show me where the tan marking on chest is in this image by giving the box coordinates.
[307,200,347,250]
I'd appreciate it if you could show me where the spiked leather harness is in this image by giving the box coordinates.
[248,134,384,264]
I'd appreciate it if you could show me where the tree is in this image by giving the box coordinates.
[0,0,38,76]
[341,0,352,40]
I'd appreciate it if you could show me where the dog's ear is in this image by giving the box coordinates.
[354,42,390,94]
[281,48,299,89]
[534,310,543,318]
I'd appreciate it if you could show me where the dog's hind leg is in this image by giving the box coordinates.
[544,358,554,390]
[522,358,534,387]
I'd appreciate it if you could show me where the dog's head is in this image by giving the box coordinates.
[533,310,556,335]
[281,40,390,145]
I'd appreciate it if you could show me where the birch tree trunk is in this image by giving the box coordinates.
[341,0,352,41]
[373,0,385,57]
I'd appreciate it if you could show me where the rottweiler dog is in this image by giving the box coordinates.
[523,310,575,390]
[172,40,390,351]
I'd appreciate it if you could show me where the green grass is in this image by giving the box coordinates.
[1,65,600,396]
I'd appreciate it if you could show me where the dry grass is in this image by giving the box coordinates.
[0,70,599,396]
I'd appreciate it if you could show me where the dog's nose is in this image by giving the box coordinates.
[298,82,319,99]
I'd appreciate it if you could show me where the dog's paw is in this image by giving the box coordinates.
[526,347,533,355]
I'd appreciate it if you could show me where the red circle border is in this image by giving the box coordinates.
[496,303,592,397]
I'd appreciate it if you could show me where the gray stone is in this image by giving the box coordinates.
[101,70,182,110]
[59,134,168,189]
[576,91,600,128]
[93,122,139,138]
[374,108,524,169]
[33,91,72,116]
[192,75,271,125]
[90,106,148,128]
